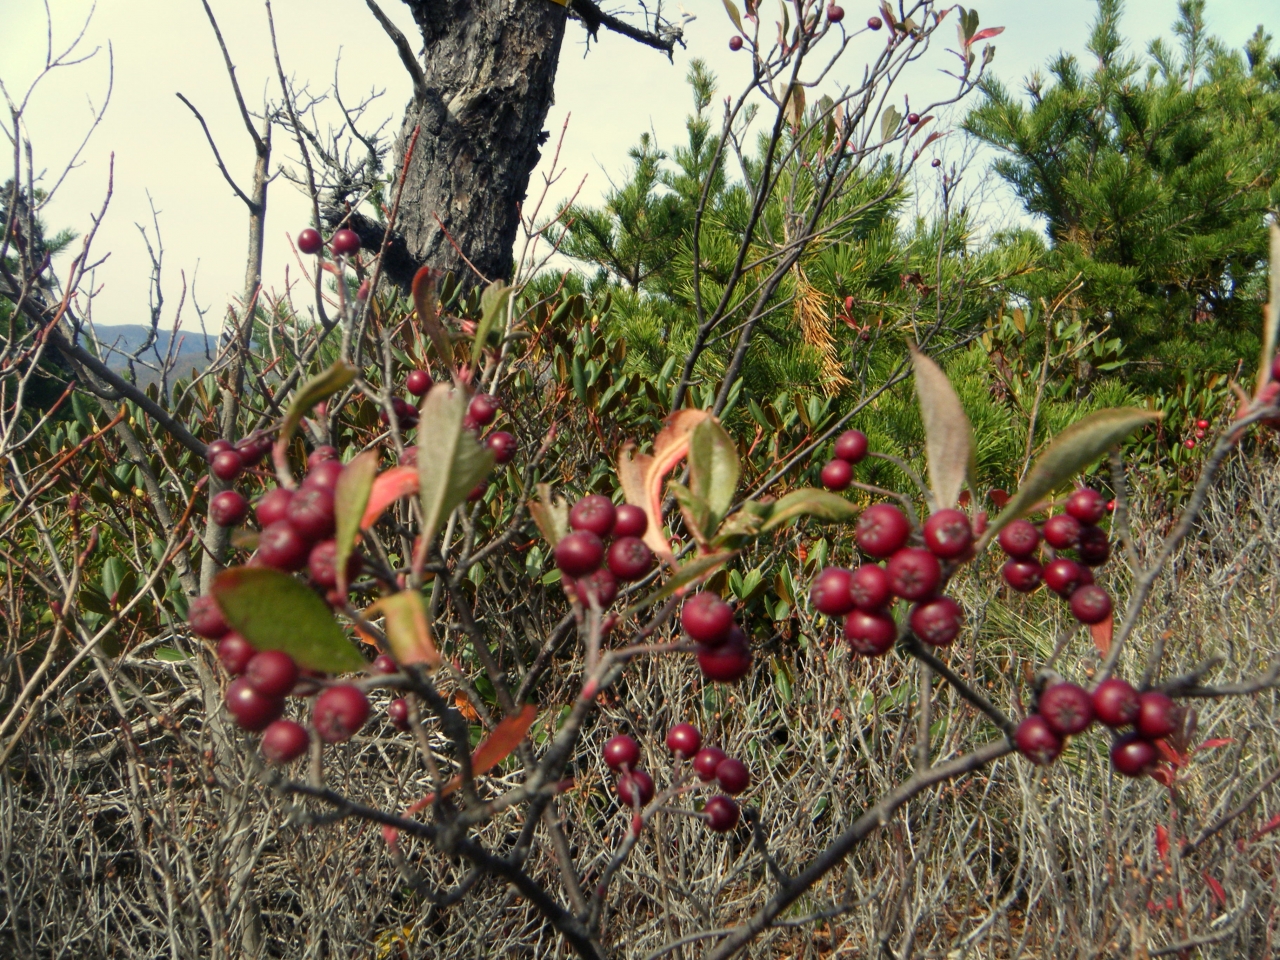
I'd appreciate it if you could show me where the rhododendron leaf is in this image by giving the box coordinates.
[365,590,440,668]
[912,346,973,510]
[334,450,378,591]
[617,409,711,563]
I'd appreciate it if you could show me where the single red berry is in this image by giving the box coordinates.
[867,15,883,30]
[931,158,942,168]
[236,434,271,465]
[693,747,727,781]
[1092,677,1140,729]
[1002,558,1043,593]
[1136,691,1177,740]
[245,650,300,698]
[1043,558,1085,598]
[922,509,972,559]
[848,564,891,612]
[330,229,360,256]
[1066,488,1107,525]
[189,593,230,639]
[1106,499,1116,512]
[697,629,752,682]
[608,536,655,581]
[1015,715,1063,765]
[1184,438,1197,449]
[886,548,941,601]
[466,481,486,502]
[261,719,310,763]
[256,488,293,527]
[226,677,285,731]
[856,503,910,558]
[1077,525,1110,566]
[728,35,744,51]
[1043,514,1082,550]
[312,684,370,743]
[1069,584,1112,624]
[210,450,243,482]
[820,458,853,491]
[1195,428,1206,439]
[303,459,343,493]
[715,757,750,794]
[844,609,897,656]
[468,394,498,427]
[372,654,398,674]
[555,530,604,578]
[297,228,323,255]
[907,112,920,124]
[827,4,844,23]
[810,567,855,616]
[388,698,410,731]
[666,723,702,757]
[207,439,234,460]
[617,769,655,807]
[217,632,255,675]
[1111,733,1157,777]
[705,795,740,832]
[613,504,648,538]
[575,567,618,607]
[406,370,432,396]
[909,596,963,647]
[570,494,617,538]
[286,487,336,543]
[1196,419,1210,429]
[1039,683,1094,736]
[833,429,868,464]
[604,734,640,770]
[308,445,339,467]
[681,592,735,645]
[258,520,310,571]
[307,539,361,590]
[997,519,1040,558]
[210,490,249,527]
[487,430,517,465]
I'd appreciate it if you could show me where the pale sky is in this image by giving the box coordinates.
[2,1,1272,332]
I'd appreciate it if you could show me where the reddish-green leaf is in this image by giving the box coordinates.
[406,704,538,812]
[617,409,710,563]
[412,266,452,366]
[473,282,512,368]
[722,0,745,34]
[528,482,570,548]
[418,385,495,546]
[360,465,419,530]
[334,450,378,591]
[364,590,440,668]
[273,361,356,468]
[912,347,973,509]
[760,488,860,531]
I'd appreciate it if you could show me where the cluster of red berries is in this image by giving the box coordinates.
[680,591,754,682]
[206,434,271,527]
[603,724,748,832]
[297,227,360,258]
[997,487,1115,626]
[1184,418,1211,450]
[553,496,655,608]
[818,428,869,491]
[1016,676,1181,778]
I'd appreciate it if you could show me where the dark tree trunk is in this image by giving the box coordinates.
[388,0,568,288]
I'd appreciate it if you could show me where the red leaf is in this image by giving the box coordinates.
[1203,871,1227,906]
[988,489,1010,508]
[616,409,712,564]
[1148,762,1176,787]
[361,466,420,529]
[1252,813,1280,841]
[406,704,538,813]
[1155,824,1170,861]
[1198,737,1234,751]
[1156,738,1187,767]
[1090,615,1113,657]
[970,26,1005,43]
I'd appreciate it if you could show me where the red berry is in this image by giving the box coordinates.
[297,228,323,255]
[286,487,336,542]
[908,596,963,647]
[555,530,604,578]
[827,4,844,23]
[312,684,370,743]
[236,434,272,465]
[487,430,517,465]
[1043,513,1082,550]
[1196,419,1210,429]
[705,795,740,832]
[681,592,735,645]
[907,112,920,124]
[1066,488,1107,525]
[466,481,486,502]
[693,747,727,781]
[833,429,868,464]
[468,394,498,427]
[1002,558,1043,593]
[922,509,972,559]
[931,158,942,168]
[245,650,300,698]
[856,503,910,558]
[1042,558,1084,598]
[255,488,293,527]
[302,459,343,493]
[1092,677,1140,729]
[666,723,702,757]
[388,698,410,731]
[569,494,617,538]
[217,632,255,675]
[575,567,618,607]
[1039,683,1094,736]
[886,548,941,601]
[867,15,883,30]
[848,564,892,612]
[820,458,853,491]
[1015,714,1063,765]
[1077,525,1110,566]
[697,628,752,682]
[1106,499,1116,512]
[211,490,249,527]
[372,654,398,674]
[608,537,655,581]
[226,677,285,731]
[604,734,640,770]
[189,593,230,639]
[210,450,243,482]
[1184,438,1196,449]
[613,504,648,538]
[728,35,744,51]
[330,229,360,256]
[261,719,309,763]
[715,757,749,794]
[207,439,234,460]
[1136,691,1177,740]
[308,445,339,467]
[406,369,432,396]
[617,769,655,807]
[810,567,856,616]
[844,609,897,656]
[997,519,1040,558]
[1272,355,1280,382]
[308,539,361,590]
[1069,585,1112,624]
[257,521,310,571]
[1110,733,1157,776]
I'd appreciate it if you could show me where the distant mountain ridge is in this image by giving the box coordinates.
[92,324,218,368]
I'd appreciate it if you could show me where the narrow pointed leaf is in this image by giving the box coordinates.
[970,26,1004,43]
[631,551,735,611]
[473,282,512,367]
[880,105,901,141]
[912,347,973,509]
[365,589,440,668]
[418,385,496,546]
[361,465,420,529]
[760,488,860,531]
[407,704,538,811]
[687,417,740,527]
[275,361,356,460]
[412,266,452,366]
[722,0,745,34]
[334,451,379,591]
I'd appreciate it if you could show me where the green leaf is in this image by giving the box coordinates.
[212,567,365,673]
[687,418,740,529]
[418,385,496,546]
[632,551,735,611]
[277,361,356,456]
[671,481,714,547]
[528,483,570,547]
[760,488,860,531]
[722,0,745,34]
[986,408,1161,540]
[473,283,512,367]
[155,647,190,662]
[713,501,770,547]
[334,451,379,591]
[365,590,440,668]
[911,346,973,509]
[784,83,805,129]
[880,105,901,141]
